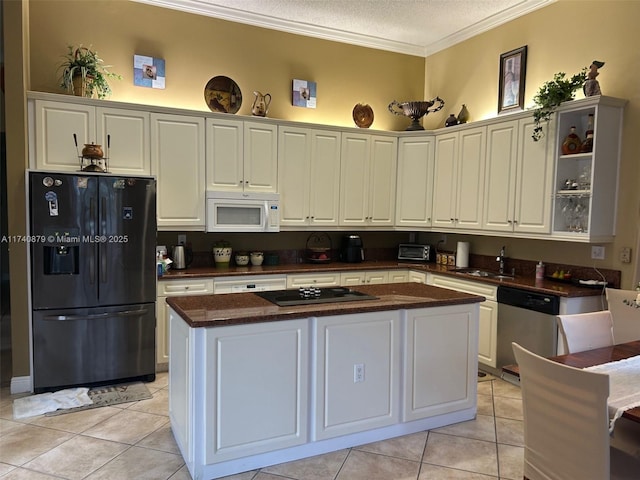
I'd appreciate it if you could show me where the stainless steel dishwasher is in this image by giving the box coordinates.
[496,286,560,369]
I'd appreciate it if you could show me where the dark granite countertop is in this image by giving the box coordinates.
[160,261,606,298]
[166,282,484,328]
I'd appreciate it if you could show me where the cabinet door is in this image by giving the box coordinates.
[403,305,477,422]
[96,107,150,175]
[455,127,486,230]
[315,311,400,440]
[478,300,498,368]
[205,118,244,192]
[278,126,311,226]
[395,137,434,227]
[152,113,205,229]
[513,117,553,234]
[204,320,309,461]
[483,121,519,231]
[309,130,341,226]
[368,136,397,226]
[33,100,96,171]
[340,271,365,286]
[339,133,370,226]
[431,132,458,228]
[364,270,389,284]
[244,122,278,192]
[389,270,409,283]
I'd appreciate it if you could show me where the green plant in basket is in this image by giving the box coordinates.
[58,45,122,99]
[531,68,587,141]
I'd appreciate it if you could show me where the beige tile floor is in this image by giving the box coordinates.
[0,373,524,479]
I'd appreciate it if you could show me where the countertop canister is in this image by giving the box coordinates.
[455,242,470,268]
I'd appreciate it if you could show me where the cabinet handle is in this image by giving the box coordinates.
[184,286,189,290]
[507,220,512,224]
[513,220,518,224]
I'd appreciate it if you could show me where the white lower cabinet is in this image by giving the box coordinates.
[403,304,478,421]
[428,274,498,368]
[213,275,287,294]
[157,278,213,364]
[314,311,401,440]
[340,269,408,286]
[408,270,427,284]
[203,319,309,462]
[287,272,341,288]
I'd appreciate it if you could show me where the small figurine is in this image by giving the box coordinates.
[583,60,604,97]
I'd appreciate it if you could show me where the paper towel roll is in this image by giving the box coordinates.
[456,241,470,268]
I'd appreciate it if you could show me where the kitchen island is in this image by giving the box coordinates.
[167,283,483,480]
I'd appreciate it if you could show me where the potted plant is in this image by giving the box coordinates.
[58,45,121,99]
[531,67,587,141]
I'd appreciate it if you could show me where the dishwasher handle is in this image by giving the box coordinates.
[497,286,560,315]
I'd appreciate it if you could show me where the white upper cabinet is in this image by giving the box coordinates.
[483,117,553,234]
[278,126,341,227]
[30,98,150,175]
[395,136,435,228]
[206,118,277,193]
[550,96,626,242]
[151,113,205,230]
[340,133,397,227]
[432,126,486,230]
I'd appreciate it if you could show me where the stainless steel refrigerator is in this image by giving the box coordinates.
[29,171,157,393]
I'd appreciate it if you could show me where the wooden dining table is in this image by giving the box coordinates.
[502,340,640,423]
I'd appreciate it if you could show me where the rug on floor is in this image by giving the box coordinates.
[45,382,152,416]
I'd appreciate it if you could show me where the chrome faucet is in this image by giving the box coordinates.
[496,246,506,274]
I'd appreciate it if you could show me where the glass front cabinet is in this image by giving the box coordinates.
[551,96,626,242]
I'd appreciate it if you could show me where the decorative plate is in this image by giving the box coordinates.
[352,103,374,128]
[204,76,242,114]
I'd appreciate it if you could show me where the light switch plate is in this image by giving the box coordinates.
[178,234,186,245]
[591,245,605,260]
[620,247,631,263]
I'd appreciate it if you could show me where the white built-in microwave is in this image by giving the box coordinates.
[206,191,280,233]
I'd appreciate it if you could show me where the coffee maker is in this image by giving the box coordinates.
[340,234,364,263]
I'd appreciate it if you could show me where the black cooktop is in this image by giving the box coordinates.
[255,287,378,307]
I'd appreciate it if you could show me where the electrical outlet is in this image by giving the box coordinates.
[591,245,605,260]
[178,234,187,245]
[354,363,365,383]
[440,234,447,244]
[620,247,632,263]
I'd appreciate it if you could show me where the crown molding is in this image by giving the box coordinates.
[134,0,555,58]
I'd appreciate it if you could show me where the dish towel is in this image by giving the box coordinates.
[13,387,92,419]
[585,355,640,432]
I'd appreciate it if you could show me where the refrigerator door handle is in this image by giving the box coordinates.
[88,197,96,285]
[41,309,150,321]
[100,196,107,284]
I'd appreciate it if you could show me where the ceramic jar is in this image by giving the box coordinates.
[234,252,249,266]
[82,143,104,159]
[213,246,232,266]
[250,251,264,266]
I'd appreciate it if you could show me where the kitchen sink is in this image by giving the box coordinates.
[452,268,514,280]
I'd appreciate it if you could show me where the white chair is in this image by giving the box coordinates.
[606,288,640,344]
[512,342,640,480]
[557,310,615,353]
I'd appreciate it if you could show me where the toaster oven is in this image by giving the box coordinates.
[397,244,434,262]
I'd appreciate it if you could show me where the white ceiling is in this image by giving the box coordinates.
[135,0,554,56]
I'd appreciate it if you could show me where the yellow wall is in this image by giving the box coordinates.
[5,0,640,380]
[27,0,425,131]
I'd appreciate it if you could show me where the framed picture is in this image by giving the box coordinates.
[292,79,316,108]
[498,46,527,114]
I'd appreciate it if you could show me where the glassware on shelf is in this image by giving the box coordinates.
[578,164,591,190]
[560,196,589,232]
